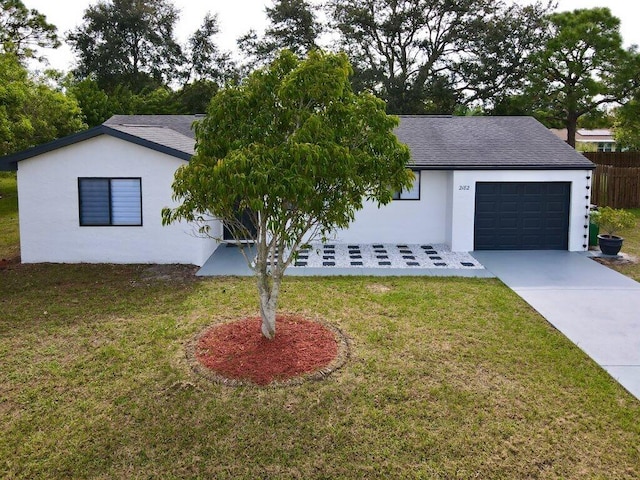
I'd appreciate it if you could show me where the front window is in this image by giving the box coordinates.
[392,170,420,200]
[78,178,142,226]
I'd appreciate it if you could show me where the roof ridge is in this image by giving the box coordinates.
[113,124,170,128]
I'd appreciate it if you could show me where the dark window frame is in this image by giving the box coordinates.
[392,170,421,201]
[78,177,143,227]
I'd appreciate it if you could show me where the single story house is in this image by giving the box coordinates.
[0,115,595,266]
[550,128,618,152]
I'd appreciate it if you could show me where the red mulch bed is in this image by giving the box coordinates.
[195,314,339,385]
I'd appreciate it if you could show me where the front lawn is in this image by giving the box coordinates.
[1,264,638,479]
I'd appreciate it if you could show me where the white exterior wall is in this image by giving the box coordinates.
[17,135,219,265]
[332,170,449,244]
[449,169,592,252]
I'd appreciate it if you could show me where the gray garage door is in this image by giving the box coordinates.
[474,182,571,250]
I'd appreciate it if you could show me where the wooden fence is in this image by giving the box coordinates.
[585,152,640,208]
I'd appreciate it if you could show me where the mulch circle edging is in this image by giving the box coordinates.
[186,314,350,387]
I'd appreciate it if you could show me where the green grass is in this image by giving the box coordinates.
[0,172,19,260]
[1,266,639,479]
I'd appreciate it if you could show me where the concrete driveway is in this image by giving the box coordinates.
[472,250,640,400]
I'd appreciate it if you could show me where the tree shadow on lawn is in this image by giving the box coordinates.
[1,263,200,332]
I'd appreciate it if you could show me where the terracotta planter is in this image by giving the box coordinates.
[597,234,624,256]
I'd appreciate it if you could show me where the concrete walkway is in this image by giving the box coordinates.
[472,250,640,400]
[198,243,494,278]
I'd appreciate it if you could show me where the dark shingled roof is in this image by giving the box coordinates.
[395,115,594,169]
[1,114,594,171]
[105,115,200,139]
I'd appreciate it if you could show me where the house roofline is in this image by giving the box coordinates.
[0,125,192,171]
[409,164,596,171]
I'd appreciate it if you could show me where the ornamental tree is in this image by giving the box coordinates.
[162,50,412,339]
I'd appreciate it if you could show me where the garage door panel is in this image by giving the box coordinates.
[500,184,520,194]
[523,184,543,194]
[546,183,569,194]
[498,217,518,228]
[474,182,570,250]
[476,201,496,212]
[523,203,543,213]
[499,202,518,212]
[522,218,542,228]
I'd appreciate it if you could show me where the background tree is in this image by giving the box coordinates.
[67,77,219,127]
[0,0,59,62]
[182,13,235,85]
[238,0,322,69]
[162,50,413,339]
[0,54,85,155]
[67,0,183,93]
[453,1,551,108]
[66,78,118,127]
[327,0,550,114]
[172,80,219,114]
[614,100,640,151]
[526,7,640,147]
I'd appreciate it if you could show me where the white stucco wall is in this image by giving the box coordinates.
[17,135,219,265]
[331,168,591,252]
[449,169,592,252]
[332,170,450,244]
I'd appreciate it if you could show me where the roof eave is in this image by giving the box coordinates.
[410,164,596,171]
[0,124,192,169]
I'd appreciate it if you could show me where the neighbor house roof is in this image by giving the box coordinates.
[397,116,594,169]
[1,114,594,171]
[550,128,615,144]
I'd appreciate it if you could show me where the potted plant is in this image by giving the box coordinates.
[591,206,636,255]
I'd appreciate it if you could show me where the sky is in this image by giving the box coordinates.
[23,0,640,73]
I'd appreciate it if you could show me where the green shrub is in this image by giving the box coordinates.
[591,207,636,236]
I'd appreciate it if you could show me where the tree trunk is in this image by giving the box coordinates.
[566,113,578,148]
[256,271,282,340]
